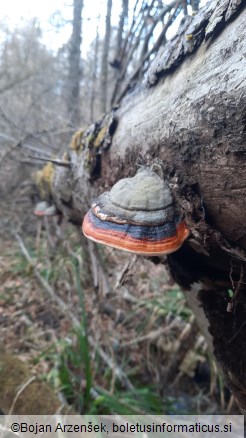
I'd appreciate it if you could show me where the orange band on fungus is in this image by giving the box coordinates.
[82,211,189,256]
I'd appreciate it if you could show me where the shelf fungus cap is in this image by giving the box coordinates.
[34,202,57,217]
[33,201,49,217]
[82,168,189,256]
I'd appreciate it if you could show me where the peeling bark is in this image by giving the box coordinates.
[52,0,246,413]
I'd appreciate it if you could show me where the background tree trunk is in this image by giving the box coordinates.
[52,0,246,413]
[66,0,84,127]
[100,0,113,114]
[89,15,100,122]
[110,0,129,106]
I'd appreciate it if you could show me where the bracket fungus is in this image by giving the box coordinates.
[34,202,57,217]
[82,168,189,256]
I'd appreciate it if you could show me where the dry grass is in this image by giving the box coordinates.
[0,216,238,414]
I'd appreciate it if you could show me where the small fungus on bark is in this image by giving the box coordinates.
[82,168,189,256]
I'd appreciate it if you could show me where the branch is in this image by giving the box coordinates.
[27,156,71,168]
[117,0,181,102]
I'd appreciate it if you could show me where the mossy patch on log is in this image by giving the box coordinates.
[34,162,55,199]
[0,353,72,414]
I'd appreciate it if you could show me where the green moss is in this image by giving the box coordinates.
[94,126,107,148]
[0,353,62,414]
[84,150,93,172]
[86,134,95,145]
[33,162,55,198]
[69,130,85,151]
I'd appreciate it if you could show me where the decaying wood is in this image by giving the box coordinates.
[51,0,246,412]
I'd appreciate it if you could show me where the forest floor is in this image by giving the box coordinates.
[0,214,239,414]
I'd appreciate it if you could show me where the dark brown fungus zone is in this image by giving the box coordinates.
[82,168,189,256]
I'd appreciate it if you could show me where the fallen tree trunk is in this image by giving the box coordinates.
[51,0,246,412]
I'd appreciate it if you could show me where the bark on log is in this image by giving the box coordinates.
[51,0,246,413]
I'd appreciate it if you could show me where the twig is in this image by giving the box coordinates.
[227,394,235,414]
[28,156,71,168]
[44,216,56,249]
[88,241,99,289]
[36,218,42,251]
[118,287,139,304]
[8,376,36,415]
[121,319,177,347]
[88,241,111,296]
[114,254,138,292]
[228,320,246,343]
[14,233,133,390]
[221,243,246,262]
[163,316,199,384]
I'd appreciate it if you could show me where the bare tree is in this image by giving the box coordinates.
[100,0,113,114]
[0,20,68,144]
[111,0,129,71]
[89,16,100,122]
[0,20,73,215]
[66,0,84,127]
[110,0,129,105]
[110,0,189,105]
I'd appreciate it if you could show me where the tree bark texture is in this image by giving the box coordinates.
[52,0,246,413]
